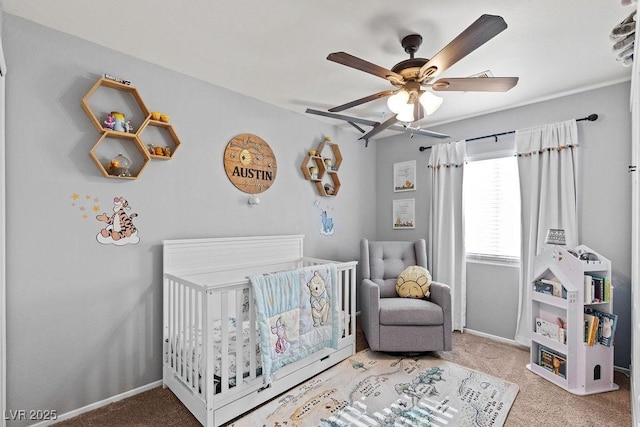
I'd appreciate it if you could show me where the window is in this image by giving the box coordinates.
[464,156,521,262]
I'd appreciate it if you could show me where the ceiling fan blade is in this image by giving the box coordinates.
[327,52,405,85]
[305,108,380,127]
[359,114,398,141]
[305,109,450,140]
[418,14,508,81]
[430,77,519,92]
[395,125,449,139]
[329,90,395,112]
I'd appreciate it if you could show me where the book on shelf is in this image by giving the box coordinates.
[538,345,566,378]
[584,274,611,303]
[584,308,618,347]
[534,278,566,299]
[535,317,566,344]
[593,309,618,347]
[584,311,599,346]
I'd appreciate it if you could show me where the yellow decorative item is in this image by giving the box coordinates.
[396,265,432,298]
[160,114,170,122]
[151,112,161,120]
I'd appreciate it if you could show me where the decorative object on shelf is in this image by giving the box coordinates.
[324,183,334,195]
[309,166,318,180]
[393,198,415,229]
[103,73,131,85]
[223,133,277,194]
[108,153,131,177]
[82,76,183,179]
[545,228,566,245]
[160,114,170,123]
[301,136,342,196]
[393,160,416,192]
[104,113,115,130]
[111,111,126,132]
[151,111,161,120]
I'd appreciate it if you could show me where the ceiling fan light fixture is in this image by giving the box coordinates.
[387,89,409,114]
[419,91,444,115]
[396,103,415,123]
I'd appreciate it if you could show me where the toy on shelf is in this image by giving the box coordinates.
[108,153,131,177]
[111,111,126,132]
[104,113,115,130]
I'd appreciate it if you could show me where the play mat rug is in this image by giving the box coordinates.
[231,348,519,426]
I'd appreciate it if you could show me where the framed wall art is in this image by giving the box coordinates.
[393,160,416,192]
[393,198,415,229]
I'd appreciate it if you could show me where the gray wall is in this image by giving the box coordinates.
[376,82,632,368]
[3,14,377,424]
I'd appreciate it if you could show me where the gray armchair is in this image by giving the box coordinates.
[360,238,452,352]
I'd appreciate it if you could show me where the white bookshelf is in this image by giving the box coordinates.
[526,244,619,395]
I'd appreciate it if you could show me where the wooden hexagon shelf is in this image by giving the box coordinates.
[82,76,182,179]
[81,78,150,134]
[138,118,182,160]
[301,137,342,196]
[89,132,151,180]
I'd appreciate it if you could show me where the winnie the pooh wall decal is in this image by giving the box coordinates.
[223,133,277,194]
[95,196,140,246]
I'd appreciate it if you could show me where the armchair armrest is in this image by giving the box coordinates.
[429,281,452,350]
[361,278,381,351]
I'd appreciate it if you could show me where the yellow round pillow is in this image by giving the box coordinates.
[396,265,432,298]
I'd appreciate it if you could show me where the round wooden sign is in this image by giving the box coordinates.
[223,133,277,194]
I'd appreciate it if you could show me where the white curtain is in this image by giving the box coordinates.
[428,140,466,331]
[514,120,579,346]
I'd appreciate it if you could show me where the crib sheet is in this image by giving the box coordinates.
[169,311,349,389]
[170,317,261,384]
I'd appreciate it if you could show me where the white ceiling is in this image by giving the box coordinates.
[1,1,635,137]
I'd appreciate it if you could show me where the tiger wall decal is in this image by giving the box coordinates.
[96,196,140,246]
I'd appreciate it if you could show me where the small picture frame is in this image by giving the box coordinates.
[393,160,416,192]
[393,198,415,229]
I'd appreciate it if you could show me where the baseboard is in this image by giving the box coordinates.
[463,328,528,349]
[29,380,163,427]
[464,328,630,374]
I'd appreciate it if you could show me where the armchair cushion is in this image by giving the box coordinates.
[396,265,432,298]
[379,298,444,326]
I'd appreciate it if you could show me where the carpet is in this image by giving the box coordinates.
[231,348,519,426]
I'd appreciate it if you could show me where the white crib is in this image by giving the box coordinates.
[162,235,357,427]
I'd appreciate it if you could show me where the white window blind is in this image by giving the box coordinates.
[464,156,521,261]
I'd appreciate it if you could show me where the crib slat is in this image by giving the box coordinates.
[235,288,243,388]
[192,287,201,393]
[204,288,216,408]
[172,281,178,371]
[248,287,257,381]
[220,291,229,394]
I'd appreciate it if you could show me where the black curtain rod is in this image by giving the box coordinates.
[418,113,598,152]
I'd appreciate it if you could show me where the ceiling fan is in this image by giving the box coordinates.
[325,14,519,141]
